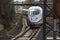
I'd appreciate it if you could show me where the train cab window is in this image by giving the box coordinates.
[33,9,40,15]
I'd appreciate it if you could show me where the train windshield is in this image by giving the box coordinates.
[32,9,40,15]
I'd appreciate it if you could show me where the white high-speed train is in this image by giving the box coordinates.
[19,6,43,27]
[28,6,43,24]
[26,6,43,27]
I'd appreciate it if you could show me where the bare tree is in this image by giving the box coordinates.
[0,0,15,29]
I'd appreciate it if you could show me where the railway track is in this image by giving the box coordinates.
[11,27,41,40]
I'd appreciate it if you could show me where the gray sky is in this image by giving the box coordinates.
[14,0,26,2]
[35,0,40,1]
[14,0,40,2]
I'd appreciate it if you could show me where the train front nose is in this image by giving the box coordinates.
[28,6,43,24]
